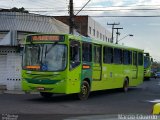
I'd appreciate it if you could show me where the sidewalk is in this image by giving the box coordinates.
[0,84,39,94]
[0,90,39,94]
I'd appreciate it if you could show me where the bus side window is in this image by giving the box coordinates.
[70,40,81,70]
[82,42,92,62]
[129,51,132,65]
[94,45,101,63]
[113,48,122,64]
[123,50,129,65]
[138,52,143,66]
[123,50,132,65]
[103,47,113,64]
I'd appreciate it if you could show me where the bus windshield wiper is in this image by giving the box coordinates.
[45,42,58,55]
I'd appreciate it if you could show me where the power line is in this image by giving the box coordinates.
[3,2,160,10]
[90,15,160,17]
[15,6,160,9]
[1,12,160,18]
[8,4,160,9]
[2,4,160,13]
[75,0,91,16]
[24,7,160,13]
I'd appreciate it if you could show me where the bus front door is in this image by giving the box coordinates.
[92,45,102,80]
[68,40,81,93]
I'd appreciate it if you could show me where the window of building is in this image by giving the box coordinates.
[97,31,99,38]
[106,37,108,42]
[108,38,110,42]
[100,33,102,39]
[89,26,92,35]
[93,29,95,36]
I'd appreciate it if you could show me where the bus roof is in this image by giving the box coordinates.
[67,34,144,52]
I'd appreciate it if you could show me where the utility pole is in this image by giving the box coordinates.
[114,27,123,44]
[68,0,91,34]
[69,0,74,34]
[107,23,120,43]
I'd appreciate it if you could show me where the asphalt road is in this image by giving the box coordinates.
[0,78,160,120]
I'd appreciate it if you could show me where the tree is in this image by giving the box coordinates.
[0,7,29,13]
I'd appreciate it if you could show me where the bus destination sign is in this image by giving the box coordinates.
[27,35,65,42]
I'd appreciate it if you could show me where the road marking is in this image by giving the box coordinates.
[147,99,160,103]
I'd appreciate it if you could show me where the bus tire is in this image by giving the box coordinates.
[123,79,129,92]
[40,92,53,98]
[78,81,90,100]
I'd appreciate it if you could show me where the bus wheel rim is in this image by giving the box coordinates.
[82,85,88,96]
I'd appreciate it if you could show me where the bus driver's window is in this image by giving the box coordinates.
[70,40,81,69]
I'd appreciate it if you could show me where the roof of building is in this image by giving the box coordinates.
[0,12,69,33]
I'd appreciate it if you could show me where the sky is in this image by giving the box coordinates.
[0,0,160,62]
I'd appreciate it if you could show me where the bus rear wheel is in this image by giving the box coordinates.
[40,92,53,98]
[78,81,90,100]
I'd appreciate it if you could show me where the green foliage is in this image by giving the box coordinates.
[152,61,160,72]
[0,7,29,13]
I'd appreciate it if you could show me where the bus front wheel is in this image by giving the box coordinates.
[78,81,90,100]
[40,92,53,98]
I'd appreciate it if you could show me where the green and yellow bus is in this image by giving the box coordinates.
[22,34,144,100]
[144,53,152,80]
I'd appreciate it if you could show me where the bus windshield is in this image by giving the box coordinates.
[23,44,67,71]
[144,57,150,69]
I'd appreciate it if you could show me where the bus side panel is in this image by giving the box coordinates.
[137,66,144,85]
[91,64,124,91]
[129,66,144,86]
[123,65,132,86]
[81,62,92,87]
[111,64,124,88]
[66,65,81,94]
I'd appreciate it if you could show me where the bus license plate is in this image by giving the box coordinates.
[37,87,45,91]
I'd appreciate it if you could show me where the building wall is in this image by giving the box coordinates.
[54,16,88,36]
[88,17,111,42]
[54,15,112,42]
[0,46,21,90]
